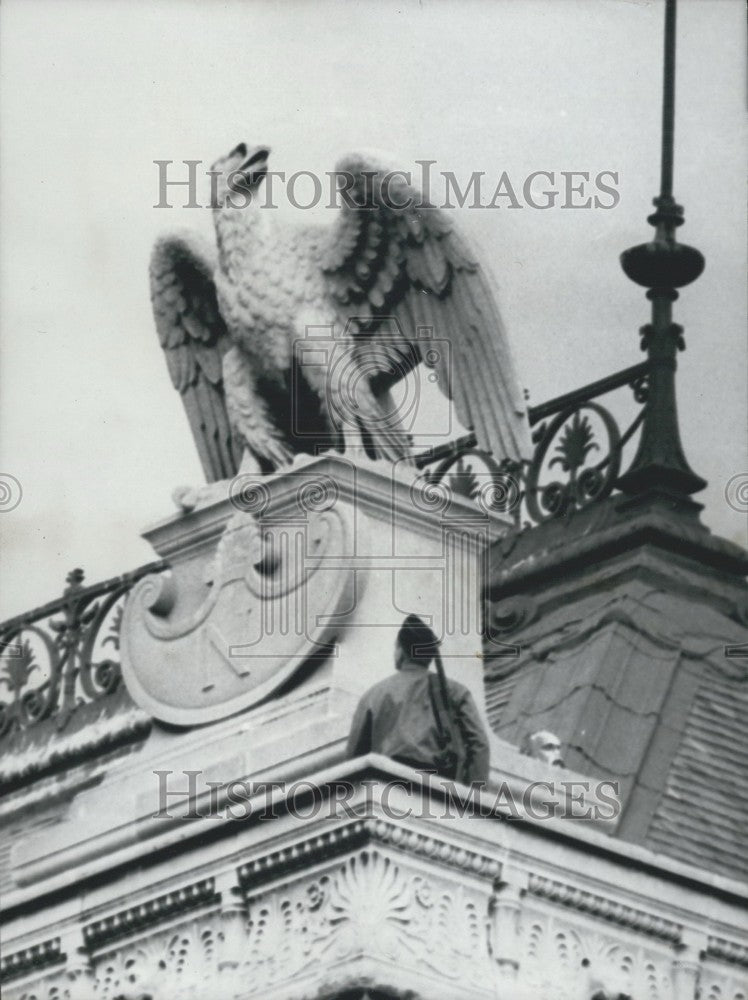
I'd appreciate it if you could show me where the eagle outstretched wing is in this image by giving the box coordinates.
[321,155,531,464]
[150,233,243,482]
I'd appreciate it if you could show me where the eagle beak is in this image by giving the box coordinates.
[238,145,270,185]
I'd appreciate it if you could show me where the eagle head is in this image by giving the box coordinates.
[211,142,270,204]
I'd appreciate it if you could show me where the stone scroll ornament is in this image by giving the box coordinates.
[120,503,356,726]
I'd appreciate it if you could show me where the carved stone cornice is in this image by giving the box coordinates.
[4,790,747,1000]
[705,935,748,969]
[82,877,219,951]
[238,816,502,891]
[251,453,512,543]
[7,756,747,921]
[527,874,682,943]
[0,937,64,984]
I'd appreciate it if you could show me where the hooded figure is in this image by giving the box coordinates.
[345,615,490,784]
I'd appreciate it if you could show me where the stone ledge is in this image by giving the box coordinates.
[3,761,747,1000]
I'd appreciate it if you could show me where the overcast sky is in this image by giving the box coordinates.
[0,0,745,619]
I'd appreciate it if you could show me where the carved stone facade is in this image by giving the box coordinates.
[2,460,746,1000]
[3,754,747,1000]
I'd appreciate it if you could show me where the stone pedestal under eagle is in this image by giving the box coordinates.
[150,143,530,479]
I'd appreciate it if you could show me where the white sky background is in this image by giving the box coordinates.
[0,0,745,619]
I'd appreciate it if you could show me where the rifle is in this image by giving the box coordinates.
[428,649,466,782]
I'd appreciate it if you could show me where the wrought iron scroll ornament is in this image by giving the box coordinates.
[524,404,622,523]
[422,0,707,522]
[417,361,651,528]
[0,563,165,740]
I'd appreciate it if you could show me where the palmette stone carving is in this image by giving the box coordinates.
[517,908,674,1000]
[5,868,746,1000]
[700,969,748,1000]
[94,918,219,1000]
[4,920,220,1000]
[241,849,492,996]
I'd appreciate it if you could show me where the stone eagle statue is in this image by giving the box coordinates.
[150,143,530,480]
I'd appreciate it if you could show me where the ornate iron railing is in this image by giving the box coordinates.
[0,359,647,740]
[416,360,652,527]
[417,0,708,526]
[0,563,166,740]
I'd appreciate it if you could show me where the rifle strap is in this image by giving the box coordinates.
[427,672,447,743]
[434,652,461,738]
[427,671,460,752]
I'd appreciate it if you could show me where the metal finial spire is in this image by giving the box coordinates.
[618,0,706,499]
[660,0,676,201]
